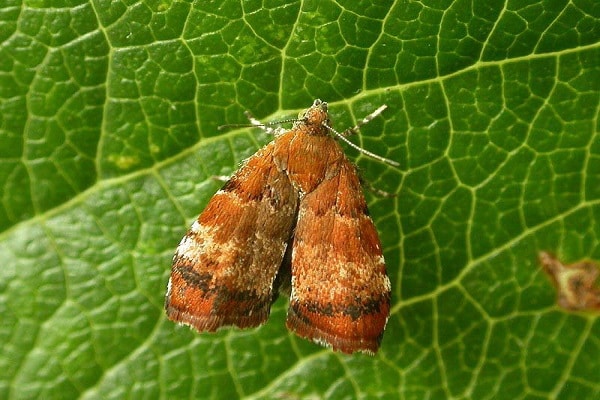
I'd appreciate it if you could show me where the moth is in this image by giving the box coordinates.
[165,99,396,354]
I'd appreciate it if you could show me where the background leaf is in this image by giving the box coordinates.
[1,0,599,399]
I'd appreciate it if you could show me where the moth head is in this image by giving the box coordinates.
[295,99,331,133]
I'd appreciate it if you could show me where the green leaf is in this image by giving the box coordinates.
[1,0,599,399]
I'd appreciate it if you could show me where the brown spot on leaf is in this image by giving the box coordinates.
[538,251,600,313]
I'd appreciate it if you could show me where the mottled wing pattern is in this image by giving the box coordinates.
[286,161,391,354]
[166,142,298,331]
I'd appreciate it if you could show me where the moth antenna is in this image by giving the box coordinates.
[221,104,398,167]
[219,112,298,136]
[323,121,400,167]
[342,105,388,137]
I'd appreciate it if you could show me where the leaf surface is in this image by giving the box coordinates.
[1,0,599,399]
